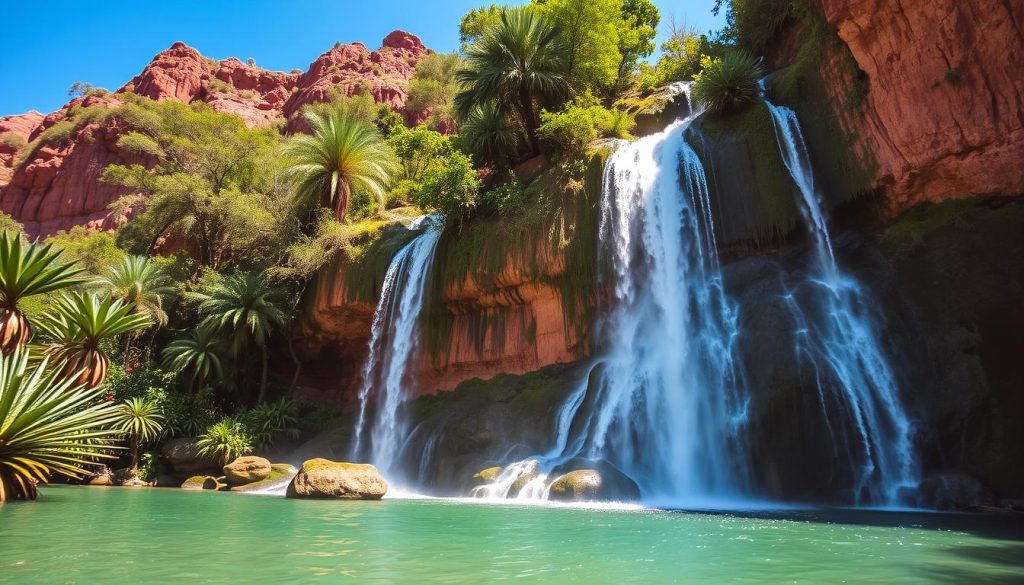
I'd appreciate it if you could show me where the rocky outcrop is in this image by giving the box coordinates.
[548,468,640,502]
[285,458,388,499]
[819,0,1024,212]
[0,32,430,238]
[181,475,222,490]
[162,437,219,477]
[223,456,273,485]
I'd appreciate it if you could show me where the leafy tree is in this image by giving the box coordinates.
[67,81,94,97]
[113,396,164,474]
[407,53,464,131]
[46,227,127,275]
[93,255,174,327]
[196,417,253,466]
[36,292,152,388]
[459,102,524,166]
[0,348,121,501]
[102,98,285,268]
[534,0,623,92]
[194,272,287,402]
[161,324,226,395]
[0,232,84,355]
[283,109,398,223]
[456,7,570,155]
[615,0,660,91]
[693,50,765,116]
[459,4,506,50]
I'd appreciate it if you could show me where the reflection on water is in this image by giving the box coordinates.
[1,487,1021,584]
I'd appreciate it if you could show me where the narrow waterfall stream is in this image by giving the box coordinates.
[351,216,440,483]
[474,86,751,505]
[765,101,918,505]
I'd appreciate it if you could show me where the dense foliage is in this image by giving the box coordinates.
[693,50,765,116]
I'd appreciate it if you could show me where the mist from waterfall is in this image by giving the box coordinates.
[765,100,918,505]
[351,217,440,483]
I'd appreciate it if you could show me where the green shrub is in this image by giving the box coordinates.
[196,417,253,465]
[106,363,177,402]
[479,180,525,215]
[242,398,300,449]
[0,133,28,151]
[693,50,765,116]
[537,100,635,156]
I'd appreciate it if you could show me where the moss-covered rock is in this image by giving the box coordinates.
[548,470,603,502]
[686,102,801,249]
[285,459,388,500]
[472,466,503,483]
[232,464,299,493]
[223,456,272,485]
[181,475,221,490]
[547,464,641,502]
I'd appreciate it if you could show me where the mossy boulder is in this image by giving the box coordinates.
[548,463,641,502]
[232,464,299,493]
[88,476,113,486]
[223,456,272,485]
[181,475,221,490]
[285,459,388,500]
[472,466,503,483]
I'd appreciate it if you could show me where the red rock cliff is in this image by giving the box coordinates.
[0,31,429,237]
[820,0,1024,211]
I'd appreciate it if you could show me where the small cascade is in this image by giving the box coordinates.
[474,90,749,504]
[765,100,918,504]
[351,216,441,483]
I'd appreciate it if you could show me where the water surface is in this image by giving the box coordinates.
[1,486,1022,584]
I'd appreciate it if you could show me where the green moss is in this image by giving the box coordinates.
[880,198,990,254]
[686,102,801,248]
[472,466,503,481]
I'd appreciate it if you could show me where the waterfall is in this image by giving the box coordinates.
[474,87,749,504]
[765,100,918,505]
[351,216,440,482]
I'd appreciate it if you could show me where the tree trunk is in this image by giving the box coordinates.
[519,85,540,155]
[257,344,268,403]
[194,371,205,396]
[334,181,351,222]
[130,435,139,473]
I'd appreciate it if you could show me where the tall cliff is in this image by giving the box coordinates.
[0,31,429,237]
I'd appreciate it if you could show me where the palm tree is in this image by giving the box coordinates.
[0,232,84,355]
[35,292,153,388]
[283,109,399,223]
[196,417,253,467]
[195,272,287,402]
[113,396,164,475]
[460,102,525,165]
[161,324,226,395]
[93,255,174,326]
[0,348,121,501]
[455,7,570,155]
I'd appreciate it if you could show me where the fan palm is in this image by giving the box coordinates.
[113,396,164,474]
[283,110,399,222]
[161,324,226,395]
[93,255,174,327]
[0,348,121,501]
[460,102,524,165]
[455,7,570,154]
[35,292,153,388]
[195,272,287,402]
[0,232,85,355]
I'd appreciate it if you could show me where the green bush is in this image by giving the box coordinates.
[693,50,765,116]
[537,100,635,156]
[0,132,28,151]
[106,363,177,402]
[196,417,253,465]
[479,180,526,215]
[242,397,300,449]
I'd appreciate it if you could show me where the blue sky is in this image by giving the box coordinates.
[0,0,724,116]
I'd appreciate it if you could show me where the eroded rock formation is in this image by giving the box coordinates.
[0,31,429,237]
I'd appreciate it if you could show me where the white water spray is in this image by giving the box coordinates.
[765,100,918,504]
[351,217,441,481]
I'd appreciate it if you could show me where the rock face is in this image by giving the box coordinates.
[285,458,388,499]
[820,0,1024,213]
[0,31,429,238]
[223,456,273,485]
[162,437,219,477]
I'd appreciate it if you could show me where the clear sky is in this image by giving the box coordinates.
[0,0,724,117]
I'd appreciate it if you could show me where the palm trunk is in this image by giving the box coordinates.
[257,344,268,403]
[518,85,539,155]
[130,435,139,473]
[194,371,205,396]
[334,182,351,222]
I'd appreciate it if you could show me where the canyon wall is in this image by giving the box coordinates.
[0,31,428,237]
[819,0,1024,212]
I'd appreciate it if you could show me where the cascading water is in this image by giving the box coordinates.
[474,85,749,504]
[764,100,918,505]
[351,216,440,483]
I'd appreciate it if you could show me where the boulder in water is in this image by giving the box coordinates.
[472,466,503,483]
[181,475,221,490]
[223,456,272,485]
[549,468,641,502]
[286,459,388,500]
